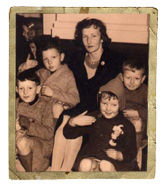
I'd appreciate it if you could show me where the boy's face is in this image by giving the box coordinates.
[122,66,146,91]
[42,48,64,73]
[17,80,40,103]
[100,95,119,119]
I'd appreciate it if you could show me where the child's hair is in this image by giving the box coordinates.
[16,69,40,86]
[74,18,111,48]
[122,59,146,75]
[40,36,61,54]
[98,91,118,106]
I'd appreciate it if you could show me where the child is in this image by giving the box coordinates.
[18,36,80,171]
[63,78,138,171]
[119,59,148,148]
[37,36,80,171]
[16,69,55,172]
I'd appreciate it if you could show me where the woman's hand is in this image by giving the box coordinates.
[41,86,54,97]
[123,109,139,118]
[19,54,38,72]
[69,111,96,127]
[105,149,123,161]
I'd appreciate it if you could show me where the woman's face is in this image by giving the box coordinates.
[22,25,29,41]
[82,25,103,53]
[22,25,35,41]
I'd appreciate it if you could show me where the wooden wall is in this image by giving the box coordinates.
[43,14,149,44]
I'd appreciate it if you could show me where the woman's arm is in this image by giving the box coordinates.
[63,111,96,139]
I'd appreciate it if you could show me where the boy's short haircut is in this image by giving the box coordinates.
[40,36,61,54]
[122,59,146,75]
[16,69,40,86]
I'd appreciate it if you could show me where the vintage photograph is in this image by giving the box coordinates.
[9,8,157,179]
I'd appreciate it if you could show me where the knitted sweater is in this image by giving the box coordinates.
[16,97,55,171]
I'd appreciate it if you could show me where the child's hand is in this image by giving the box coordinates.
[130,117,142,132]
[69,111,96,127]
[105,149,123,161]
[19,115,30,130]
[123,109,139,118]
[41,86,54,97]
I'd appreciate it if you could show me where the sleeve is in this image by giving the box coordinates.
[137,106,147,122]
[52,73,80,107]
[27,100,55,141]
[120,121,137,162]
[137,85,148,122]
[63,121,91,139]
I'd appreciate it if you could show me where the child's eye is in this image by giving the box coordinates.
[19,88,23,90]
[93,35,97,37]
[52,56,56,59]
[135,78,140,80]
[29,87,33,90]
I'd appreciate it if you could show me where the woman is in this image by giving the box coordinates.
[67,18,126,114]
[17,20,39,74]
[51,18,126,171]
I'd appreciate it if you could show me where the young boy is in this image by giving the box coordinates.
[63,78,138,171]
[37,36,80,171]
[16,69,55,172]
[38,36,79,113]
[119,59,148,148]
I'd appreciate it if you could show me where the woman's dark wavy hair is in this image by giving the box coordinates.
[74,18,111,49]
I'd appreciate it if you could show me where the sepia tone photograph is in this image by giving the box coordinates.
[9,7,157,179]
